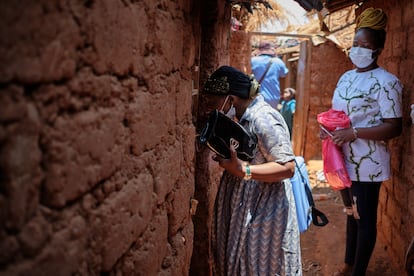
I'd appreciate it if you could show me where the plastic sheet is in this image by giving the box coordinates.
[317,109,352,190]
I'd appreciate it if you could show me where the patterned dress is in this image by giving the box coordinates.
[332,67,403,182]
[211,95,302,276]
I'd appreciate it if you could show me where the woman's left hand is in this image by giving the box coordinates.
[213,143,296,181]
[331,128,355,146]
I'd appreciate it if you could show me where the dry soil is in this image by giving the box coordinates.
[300,160,402,276]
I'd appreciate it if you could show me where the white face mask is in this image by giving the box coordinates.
[349,46,376,68]
[220,96,236,119]
[225,105,236,119]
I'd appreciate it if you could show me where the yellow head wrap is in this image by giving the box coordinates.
[356,7,387,31]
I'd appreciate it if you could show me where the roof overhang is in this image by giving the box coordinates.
[293,0,366,13]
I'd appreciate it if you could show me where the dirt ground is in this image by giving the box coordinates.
[300,160,402,276]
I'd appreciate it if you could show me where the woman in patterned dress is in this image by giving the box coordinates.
[321,8,403,276]
[203,66,302,276]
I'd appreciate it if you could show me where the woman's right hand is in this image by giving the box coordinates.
[212,143,244,178]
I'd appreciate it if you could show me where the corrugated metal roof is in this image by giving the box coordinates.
[293,0,364,13]
[324,0,364,13]
[290,1,364,50]
[292,0,323,11]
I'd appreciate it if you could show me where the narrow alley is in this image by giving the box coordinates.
[0,1,413,275]
[301,160,402,275]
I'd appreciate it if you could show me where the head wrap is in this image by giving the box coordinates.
[203,66,259,99]
[356,7,387,31]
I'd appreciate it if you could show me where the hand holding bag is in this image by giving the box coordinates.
[321,139,352,190]
[317,109,352,190]
[199,110,258,161]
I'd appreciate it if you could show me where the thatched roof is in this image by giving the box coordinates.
[230,0,362,52]
[230,1,286,31]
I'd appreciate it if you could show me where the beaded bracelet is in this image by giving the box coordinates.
[243,164,252,180]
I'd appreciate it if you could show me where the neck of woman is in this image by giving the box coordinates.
[356,62,379,72]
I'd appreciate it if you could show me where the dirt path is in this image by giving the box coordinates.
[300,160,402,275]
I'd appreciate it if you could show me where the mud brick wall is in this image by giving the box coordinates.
[190,0,232,274]
[304,41,353,161]
[0,1,197,275]
[368,0,414,269]
[229,30,252,74]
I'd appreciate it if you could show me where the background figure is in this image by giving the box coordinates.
[319,8,403,276]
[251,40,289,109]
[279,87,296,138]
[203,65,302,276]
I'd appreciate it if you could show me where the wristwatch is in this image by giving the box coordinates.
[352,127,358,139]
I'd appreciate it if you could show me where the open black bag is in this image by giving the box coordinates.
[199,110,257,161]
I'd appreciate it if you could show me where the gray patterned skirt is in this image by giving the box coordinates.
[211,172,302,276]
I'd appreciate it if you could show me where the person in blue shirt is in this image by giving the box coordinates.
[251,40,289,109]
[279,87,296,138]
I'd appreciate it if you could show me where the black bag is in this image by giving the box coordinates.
[199,110,257,161]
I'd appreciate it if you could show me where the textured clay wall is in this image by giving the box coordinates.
[304,41,353,160]
[191,1,232,275]
[229,31,252,74]
[366,0,414,268]
[0,1,197,275]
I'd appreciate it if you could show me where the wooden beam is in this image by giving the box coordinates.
[292,40,311,157]
[250,31,316,39]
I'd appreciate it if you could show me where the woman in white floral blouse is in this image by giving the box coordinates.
[323,8,403,276]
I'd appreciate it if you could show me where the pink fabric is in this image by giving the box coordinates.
[317,109,352,190]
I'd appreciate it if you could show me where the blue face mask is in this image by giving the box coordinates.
[349,46,376,68]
